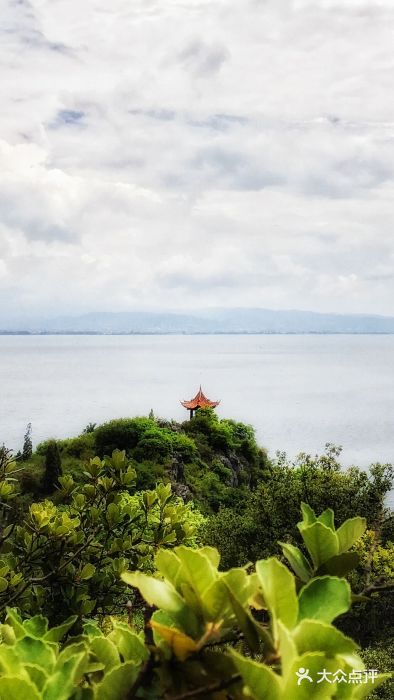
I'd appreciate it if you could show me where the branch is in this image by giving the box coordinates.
[362,581,394,596]
[170,674,241,700]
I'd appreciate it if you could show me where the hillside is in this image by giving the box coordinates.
[3,307,394,334]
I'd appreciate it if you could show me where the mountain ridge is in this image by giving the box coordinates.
[2,308,394,334]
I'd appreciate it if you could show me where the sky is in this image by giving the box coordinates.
[1,0,394,320]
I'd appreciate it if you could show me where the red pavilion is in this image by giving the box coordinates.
[181,386,220,419]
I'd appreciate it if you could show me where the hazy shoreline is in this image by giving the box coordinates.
[3,331,394,336]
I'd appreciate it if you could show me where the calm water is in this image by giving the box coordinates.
[1,335,394,493]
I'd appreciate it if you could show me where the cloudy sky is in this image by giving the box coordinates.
[1,0,394,320]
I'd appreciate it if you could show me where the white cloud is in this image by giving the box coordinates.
[1,0,394,319]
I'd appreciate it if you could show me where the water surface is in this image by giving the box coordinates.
[1,335,393,486]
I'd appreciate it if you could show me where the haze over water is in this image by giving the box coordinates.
[1,335,394,501]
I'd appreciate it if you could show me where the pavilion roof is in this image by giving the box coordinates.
[181,386,220,410]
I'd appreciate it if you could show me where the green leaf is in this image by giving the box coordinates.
[221,567,257,607]
[298,576,351,624]
[282,652,338,699]
[316,552,360,577]
[154,550,182,588]
[299,522,339,568]
[90,637,119,672]
[230,650,281,700]
[108,624,148,664]
[5,608,26,639]
[106,503,120,526]
[55,640,88,681]
[14,637,56,671]
[82,621,104,639]
[317,508,335,531]
[0,577,8,593]
[23,615,48,639]
[280,543,312,582]
[43,653,86,700]
[292,620,358,656]
[300,503,317,526]
[172,546,217,602]
[200,580,230,622]
[277,621,297,678]
[44,615,78,643]
[80,563,95,580]
[336,517,366,553]
[0,624,16,645]
[0,646,23,675]
[121,571,185,613]
[94,661,139,700]
[0,676,41,700]
[25,663,49,691]
[199,546,221,569]
[255,558,298,638]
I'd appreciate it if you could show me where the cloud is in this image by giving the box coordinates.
[0,0,394,319]
[177,39,230,76]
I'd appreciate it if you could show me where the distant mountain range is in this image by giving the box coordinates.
[2,308,394,334]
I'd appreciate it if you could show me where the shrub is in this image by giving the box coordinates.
[361,640,394,699]
[60,433,95,458]
[0,450,201,622]
[95,417,155,456]
[37,434,95,459]
[204,446,394,568]
[133,460,166,490]
[41,440,62,493]
[133,427,173,461]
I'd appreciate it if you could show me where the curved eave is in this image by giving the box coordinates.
[181,399,220,409]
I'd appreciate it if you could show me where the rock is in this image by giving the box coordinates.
[171,482,193,502]
[168,456,185,483]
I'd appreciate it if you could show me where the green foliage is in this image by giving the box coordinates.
[0,447,19,504]
[183,408,264,466]
[34,412,268,512]
[339,530,394,648]
[83,423,97,434]
[37,434,95,460]
[361,640,394,699]
[41,441,62,494]
[94,417,160,456]
[119,506,390,698]
[0,450,202,622]
[2,412,393,697]
[94,418,198,491]
[280,503,366,582]
[0,608,147,700]
[0,504,391,698]
[204,445,393,568]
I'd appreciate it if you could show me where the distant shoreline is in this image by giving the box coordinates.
[2,331,394,336]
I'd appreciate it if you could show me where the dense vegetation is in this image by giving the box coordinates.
[0,409,393,698]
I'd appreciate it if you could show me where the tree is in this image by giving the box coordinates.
[82,422,97,434]
[22,422,32,461]
[42,440,62,494]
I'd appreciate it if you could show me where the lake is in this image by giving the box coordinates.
[1,334,394,501]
